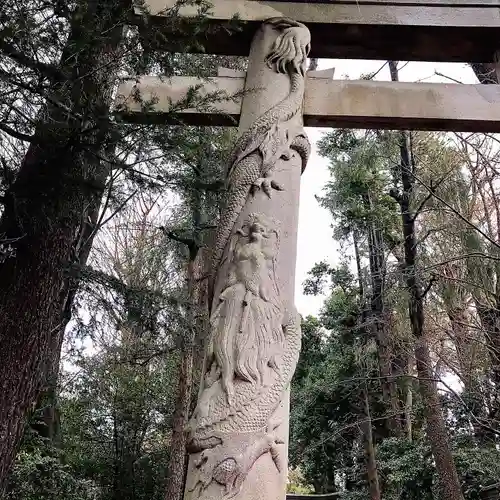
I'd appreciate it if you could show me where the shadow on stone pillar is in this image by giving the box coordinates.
[183,17,311,500]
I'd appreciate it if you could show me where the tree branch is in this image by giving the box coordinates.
[413,173,452,221]
[411,170,500,250]
[161,228,202,260]
[0,39,64,81]
[0,122,35,143]
[419,274,437,300]
[69,264,181,306]
[162,229,195,248]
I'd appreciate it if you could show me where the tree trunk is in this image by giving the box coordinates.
[165,150,212,500]
[398,135,464,500]
[112,387,148,500]
[389,59,464,500]
[365,193,402,437]
[165,337,194,500]
[0,0,125,487]
[111,290,151,500]
[164,254,201,500]
[192,235,213,390]
[353,230,382,498]
[404,355,414,441]
[362,388,381,500]
[32,188,106,443]
[113,405,145,500]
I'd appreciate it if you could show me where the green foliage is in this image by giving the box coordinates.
[292,127,500,500]
[303,262,356,297]
[287,467,314,494]
[453,444,500,499]
[377,438,435,500]
[290,282,367,494]
[316,129,400,245]
[58,348,178,499]
[376,435,500,500]
[6,431,99,500]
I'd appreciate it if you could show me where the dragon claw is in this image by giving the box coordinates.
[271,180,284,191]
[190,427,287,498]
[222,381,235,407]
[270,441,285,473]
[252,177,284,197]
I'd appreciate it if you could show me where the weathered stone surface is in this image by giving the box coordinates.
[142,0,500,27]
[134,0,500,61]
[116,77,500,132]
[182,17,309,500]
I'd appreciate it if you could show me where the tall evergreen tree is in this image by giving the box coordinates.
[0,0,238,486]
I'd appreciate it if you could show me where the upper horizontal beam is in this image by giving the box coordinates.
[115,75,500,132]
[134,0,500,62]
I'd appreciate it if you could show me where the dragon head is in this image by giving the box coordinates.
[264,17,311,77]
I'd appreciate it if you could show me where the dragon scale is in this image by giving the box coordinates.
[188,307,301,450]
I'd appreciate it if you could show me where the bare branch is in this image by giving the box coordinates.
[0,39,64,82]
[411,170,500,250]
[0,122,35,143]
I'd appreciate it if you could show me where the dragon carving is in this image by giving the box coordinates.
[211,17,311,282]
[185,18,311,500]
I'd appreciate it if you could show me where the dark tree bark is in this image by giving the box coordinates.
[165,315,195,500]
[389,59,464,500]
[113,398,146,500]
[112,294,150,500]
[364,193,402,437]
[164,155,211,500]
[353,230,382,500]
[362,387,381,500]
[0,0,126,487]
[32,191,105,443]
[165,246,211,500]
[113,407,144,500]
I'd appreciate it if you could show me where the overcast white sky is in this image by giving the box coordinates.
[294,59,478,318]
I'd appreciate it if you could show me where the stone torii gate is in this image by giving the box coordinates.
[116,2,500,500]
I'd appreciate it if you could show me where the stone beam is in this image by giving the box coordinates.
[115,76,500,132]
[134,0,500,62]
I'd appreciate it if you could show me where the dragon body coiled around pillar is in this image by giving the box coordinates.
[186,213,302,498]
[211,17,312,286]
[184,17,311,500]
[188,304,301,445]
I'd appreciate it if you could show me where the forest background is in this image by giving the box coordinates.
[1,1,500,500]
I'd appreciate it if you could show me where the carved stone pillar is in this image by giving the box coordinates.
[183,18,311,500]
